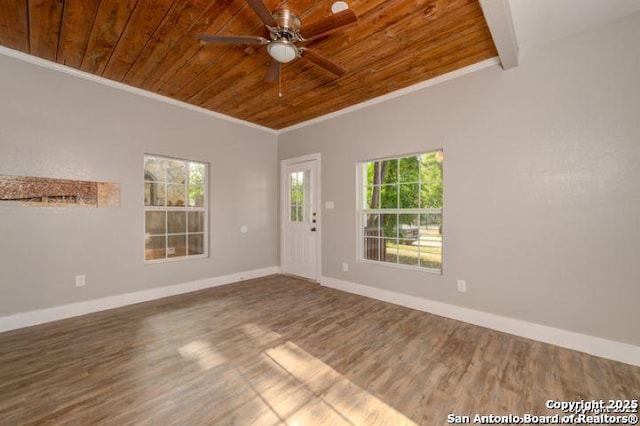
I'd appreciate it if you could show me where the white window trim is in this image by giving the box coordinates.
[144,154,209,264]
[356,149,444,274]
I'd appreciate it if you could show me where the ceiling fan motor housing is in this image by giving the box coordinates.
[269,9,304,42]
[273,9,301,31]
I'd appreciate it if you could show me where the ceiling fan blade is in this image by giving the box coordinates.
[245,0,278,27]
[302,9,358,42]
[300,48,346,77]
[199,34,269,45]
[265,57,280,82]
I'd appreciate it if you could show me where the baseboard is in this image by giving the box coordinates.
[0,266,279,333]
[321,276,640,367]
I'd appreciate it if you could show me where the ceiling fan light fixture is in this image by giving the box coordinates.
[331,1,349,14]
[267,40,298,63]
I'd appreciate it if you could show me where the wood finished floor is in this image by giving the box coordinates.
[0,275,638,425]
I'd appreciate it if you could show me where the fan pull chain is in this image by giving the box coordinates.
[278,62,283,97]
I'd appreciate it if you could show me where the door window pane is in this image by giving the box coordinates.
[290,171,305,223]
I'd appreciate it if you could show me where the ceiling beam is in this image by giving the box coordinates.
[478,0,519,69]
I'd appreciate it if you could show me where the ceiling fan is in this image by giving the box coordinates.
[198,0,358,84]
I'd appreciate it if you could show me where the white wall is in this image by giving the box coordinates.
[0,53,278,316]
[278,12,640,346]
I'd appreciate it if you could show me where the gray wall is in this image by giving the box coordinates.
[1,12,638,346]
[278,13,640,345]
[0,54,278,316]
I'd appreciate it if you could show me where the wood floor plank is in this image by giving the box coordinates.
[0,274,638,425]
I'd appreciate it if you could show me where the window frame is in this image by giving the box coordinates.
[356,149,444,274]
[143,154,209,264]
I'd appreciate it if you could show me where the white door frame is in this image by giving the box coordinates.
[280,153,322,281]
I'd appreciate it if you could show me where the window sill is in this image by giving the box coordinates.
[358,259,442,275]
[144,254,209,264]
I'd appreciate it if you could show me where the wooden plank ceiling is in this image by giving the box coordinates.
[0,0,497,130]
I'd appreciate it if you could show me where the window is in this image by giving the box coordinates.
[144,155,208,262]
[358,150,443,273]
[289,170,309,223]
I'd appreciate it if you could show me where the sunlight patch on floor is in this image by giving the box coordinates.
[178,340,226,371]
[266,341,417,425]
[241,323,283,347]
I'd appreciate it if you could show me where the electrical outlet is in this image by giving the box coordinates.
[457,279,467,293]
[75,275,86,287]
[342,262,349,272]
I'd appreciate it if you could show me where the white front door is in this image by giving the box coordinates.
[283,158,319,280]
